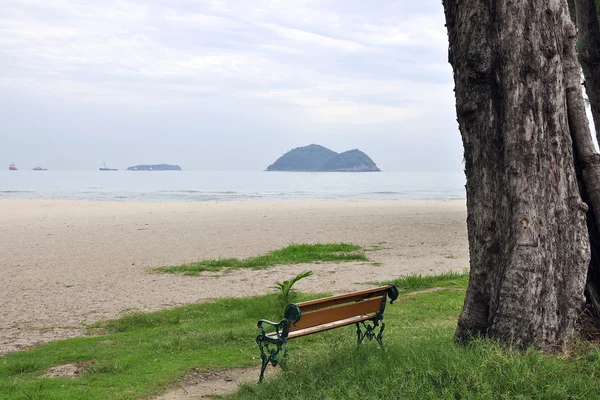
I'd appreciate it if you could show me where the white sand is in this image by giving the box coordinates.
[0,199,468,354]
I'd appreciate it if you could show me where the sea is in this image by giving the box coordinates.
[0,170,466,202]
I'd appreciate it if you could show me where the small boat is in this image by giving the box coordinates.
[99,162,117,171]
[32,166,48,171]
[9,162,17,171]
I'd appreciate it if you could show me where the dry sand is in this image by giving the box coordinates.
[0,199,468,355]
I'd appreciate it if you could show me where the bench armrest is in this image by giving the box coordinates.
[257,318,290,340]
[257,319,281,328]
[387,285,399,304]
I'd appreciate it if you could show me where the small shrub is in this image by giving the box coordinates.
[272,270,313,305]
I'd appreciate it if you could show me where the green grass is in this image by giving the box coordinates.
[155,243,368,275]
[2,272,600,400]
[228,329,600,400]
[227,285,600,400]
[384,270,470,292]
[0,293,317,400]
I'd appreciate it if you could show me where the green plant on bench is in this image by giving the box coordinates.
[255,285,399,382]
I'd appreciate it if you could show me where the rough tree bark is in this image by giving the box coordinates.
[574,0,600,142]
[443,0,592,349]
[565,12,600,237]
[562,8,600,322]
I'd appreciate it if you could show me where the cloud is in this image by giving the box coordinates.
[260,23,371,53]
[164,9,241,30]
[0,0,459,170]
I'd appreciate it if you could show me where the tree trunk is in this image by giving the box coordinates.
[575,0,600,142]
[571,0,600,319]
[565,12,600,236]
[443,0,591,350]
[564,8,600,322]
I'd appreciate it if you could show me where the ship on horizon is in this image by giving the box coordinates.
[32,166,48,171]
[99,162,118,171]
[9,162,17,171]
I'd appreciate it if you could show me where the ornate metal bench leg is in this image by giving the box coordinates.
[356,322,364,345]
[256,334,287,383]
[259,350,269,383]
[257,335,268,383]
[356,314,386,347]
[376,318,385,347]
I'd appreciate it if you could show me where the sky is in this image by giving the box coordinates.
[0,0,463,172]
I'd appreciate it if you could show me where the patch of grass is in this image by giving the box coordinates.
[94,307,187,333]
[381,270,470,292]
[228,330,600,400]
[3,360,40,375]
[226,288,600,400]
[85,360,128,374]
[0,293,321,400]
[155,243,368,275]
[2,271,600,400]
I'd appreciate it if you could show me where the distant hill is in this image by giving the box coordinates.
[127,164,181,171]
[266,144,380,172]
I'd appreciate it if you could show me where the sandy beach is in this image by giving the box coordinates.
[0,199,468,355]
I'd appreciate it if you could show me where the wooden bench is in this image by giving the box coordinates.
[255,284,399,382]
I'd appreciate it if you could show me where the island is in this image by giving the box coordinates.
[127,164,182,171]
[266,144,381,172]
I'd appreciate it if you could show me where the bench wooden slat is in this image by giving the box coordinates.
[290,296,384,331]
[267,314,373,339]
[295,284,394,313]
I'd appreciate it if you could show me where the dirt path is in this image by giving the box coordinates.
[153,367,264,400]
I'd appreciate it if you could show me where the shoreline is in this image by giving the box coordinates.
[0,199,468,354]
[0,196,467,203]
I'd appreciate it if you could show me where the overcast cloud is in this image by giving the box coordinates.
[0,0,462,171]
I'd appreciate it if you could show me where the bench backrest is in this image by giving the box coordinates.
[284,285,398,332]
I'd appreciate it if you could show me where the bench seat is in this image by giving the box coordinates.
[266,314,374,339]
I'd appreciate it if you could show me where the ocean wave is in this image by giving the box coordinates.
[157,190,239,194]
[0,171,466,202]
